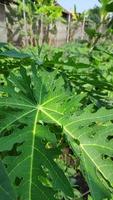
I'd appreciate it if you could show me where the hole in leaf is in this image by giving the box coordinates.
[110,157,113,161]
[102,154,109,160]
[89,130,96,138]
[107,135,113,141]
[4,163,8,168]
[8,142,23,156]
[14,177,23,186]
[74,139,80,146]
[89,122,96,127]
[102,154,113,162]
[18,123,27,129]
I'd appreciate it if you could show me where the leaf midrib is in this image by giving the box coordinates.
[29,106,40,200]
[80,144,109,183]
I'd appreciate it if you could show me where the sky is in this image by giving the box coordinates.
[57,0,100,13]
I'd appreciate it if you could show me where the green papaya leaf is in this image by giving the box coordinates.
[0,67,73,200]
[0,160,16,200]
[63,108,113,200]
[0,49,30,59]
[1,64,113,200]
